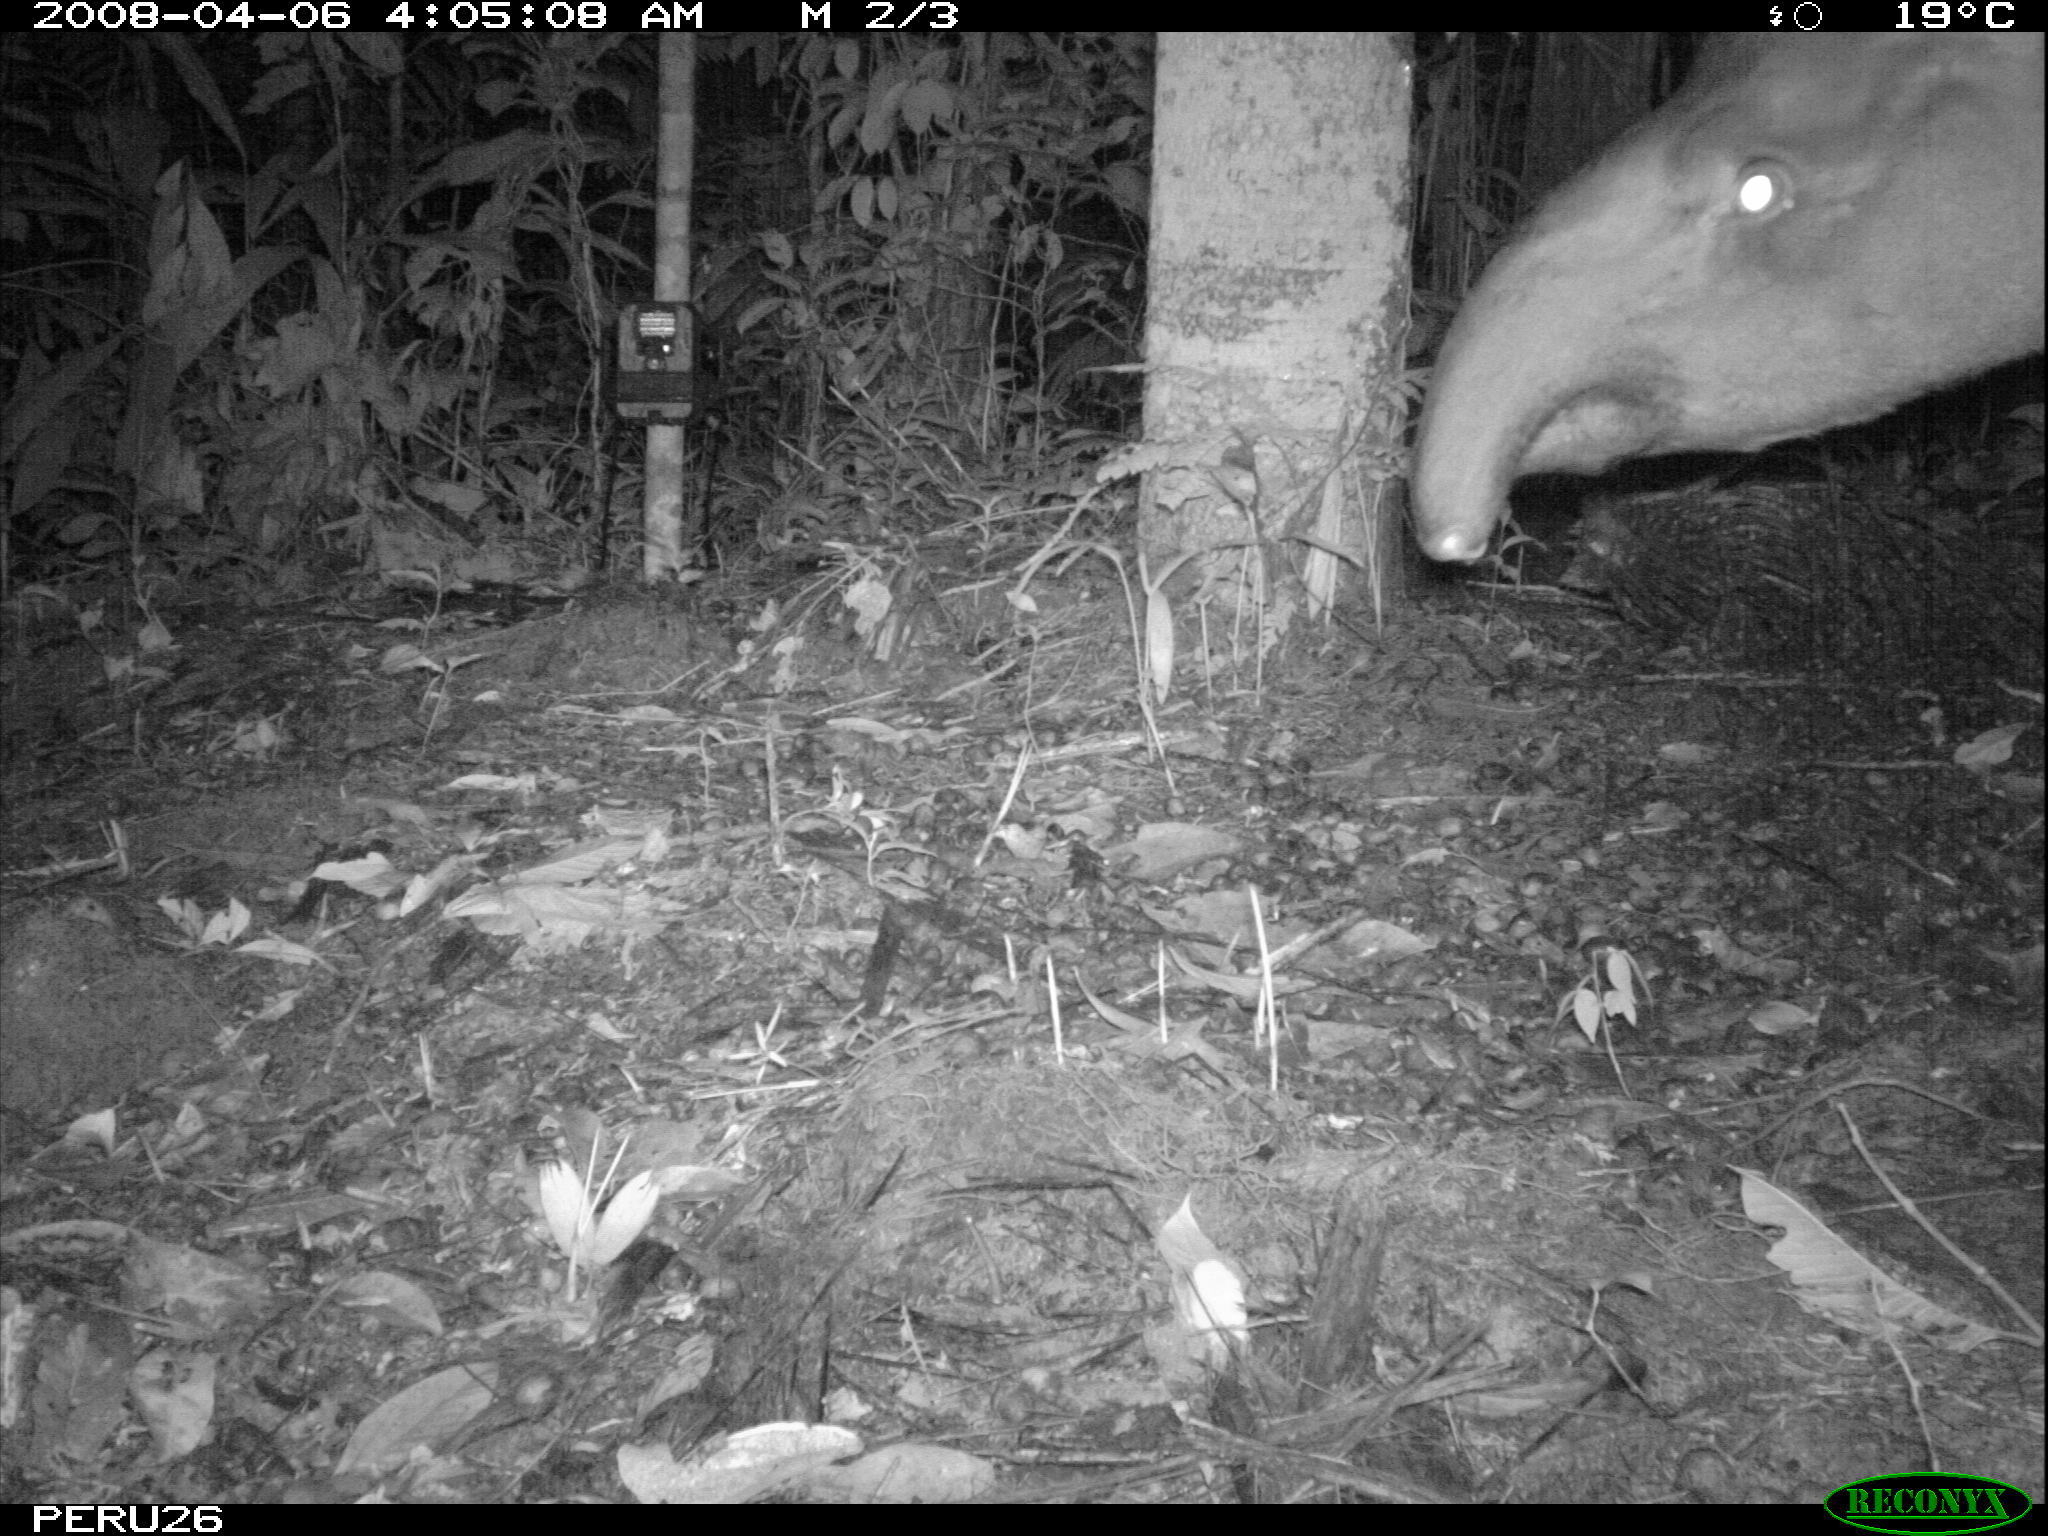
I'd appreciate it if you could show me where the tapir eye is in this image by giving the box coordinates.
[1734,158,1794,218]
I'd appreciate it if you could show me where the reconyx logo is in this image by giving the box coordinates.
[1825,1474,2032,1535]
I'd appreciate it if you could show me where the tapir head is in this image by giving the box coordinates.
[1411,34,2046,562]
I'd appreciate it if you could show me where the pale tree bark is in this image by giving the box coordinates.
[1140,32,1412,686]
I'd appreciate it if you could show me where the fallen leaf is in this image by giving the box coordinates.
[336,1362,499,1477]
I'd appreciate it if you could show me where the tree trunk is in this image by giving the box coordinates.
[1141,32,1412,687]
